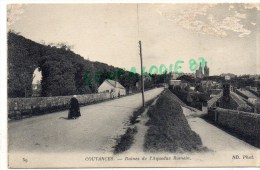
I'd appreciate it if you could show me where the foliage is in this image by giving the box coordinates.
[8,32,139,97]
[177,75,195,84]
[169,85,210,110]
[40,56,77,96]
[230,76,256,89]
[202,76,224,83]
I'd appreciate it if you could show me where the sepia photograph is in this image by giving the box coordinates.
[6,2,260,168]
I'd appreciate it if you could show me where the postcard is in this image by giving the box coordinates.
[6,3,260,168]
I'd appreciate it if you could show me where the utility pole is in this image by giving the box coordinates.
[139,41,145,107]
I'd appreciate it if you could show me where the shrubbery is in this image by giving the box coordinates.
[169,86,210,110]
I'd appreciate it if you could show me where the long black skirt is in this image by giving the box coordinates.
[68,108,81,119]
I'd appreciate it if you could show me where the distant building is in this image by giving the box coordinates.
[170,72,180,80]
[248,98,257,105]
[222,83,231,102]
[168,72,194,87]
[98,79,126,98]
[168,72,181,87]
[136,72,153,90]
[204,62,209,77]
[237,89,258,105]
[246,86,258,92]
[201,80,213,90]
[220,73,236,79]
[195,62,210,78]
[169,80,181,86]
[195,63,203,78]
[189,86,195,91]
[180,82,188,89]
[143,72,152,81]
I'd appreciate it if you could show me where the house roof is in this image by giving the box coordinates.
[238,89,258,99]
[105,79,125,89]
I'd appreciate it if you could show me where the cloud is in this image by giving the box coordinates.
[220,16,251,37]
[157,4,258,38]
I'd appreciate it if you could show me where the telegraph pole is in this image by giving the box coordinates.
[137,4,144,107]
[139,41,145,107]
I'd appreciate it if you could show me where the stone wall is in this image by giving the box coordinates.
[8,93,110,119]
[208,108,260,146]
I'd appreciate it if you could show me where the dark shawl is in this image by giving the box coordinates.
[68,97,81,119]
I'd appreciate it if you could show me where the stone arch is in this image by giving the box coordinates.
[8,33,75,97]
[8,32,94,98]
[31,68,42,97]
[8,33,41,97]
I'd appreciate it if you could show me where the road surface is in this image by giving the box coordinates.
[8,88,164,153]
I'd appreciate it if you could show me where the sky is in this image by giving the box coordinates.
[8,3,260,77]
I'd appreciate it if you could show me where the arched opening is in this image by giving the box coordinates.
[32,68,42,97]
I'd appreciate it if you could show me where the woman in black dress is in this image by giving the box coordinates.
[68,95,81,119]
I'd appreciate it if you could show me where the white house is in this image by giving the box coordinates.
[98,79,126,98]
[189,86,195,91]
[169,79,181,86]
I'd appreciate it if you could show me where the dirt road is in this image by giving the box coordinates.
[182,106,256,151]
[8,88,164,153]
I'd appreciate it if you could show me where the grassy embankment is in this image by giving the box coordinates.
[144,89,207,152]
[113,91,163,154]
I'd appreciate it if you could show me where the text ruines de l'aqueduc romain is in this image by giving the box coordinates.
[84,155,191,161]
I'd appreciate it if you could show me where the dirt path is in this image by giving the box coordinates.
[8,88,164,153]
[182,106,256,151]
[125,97,160,154]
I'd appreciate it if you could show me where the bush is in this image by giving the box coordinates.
[169,86,209,110]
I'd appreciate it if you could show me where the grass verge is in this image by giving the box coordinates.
[113,126,138,154]
[113,90,164,154]
[144,89,207,152]
[129,99,156,125]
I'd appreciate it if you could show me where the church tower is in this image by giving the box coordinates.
[195,62,203,78]
[204,62,209,77]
